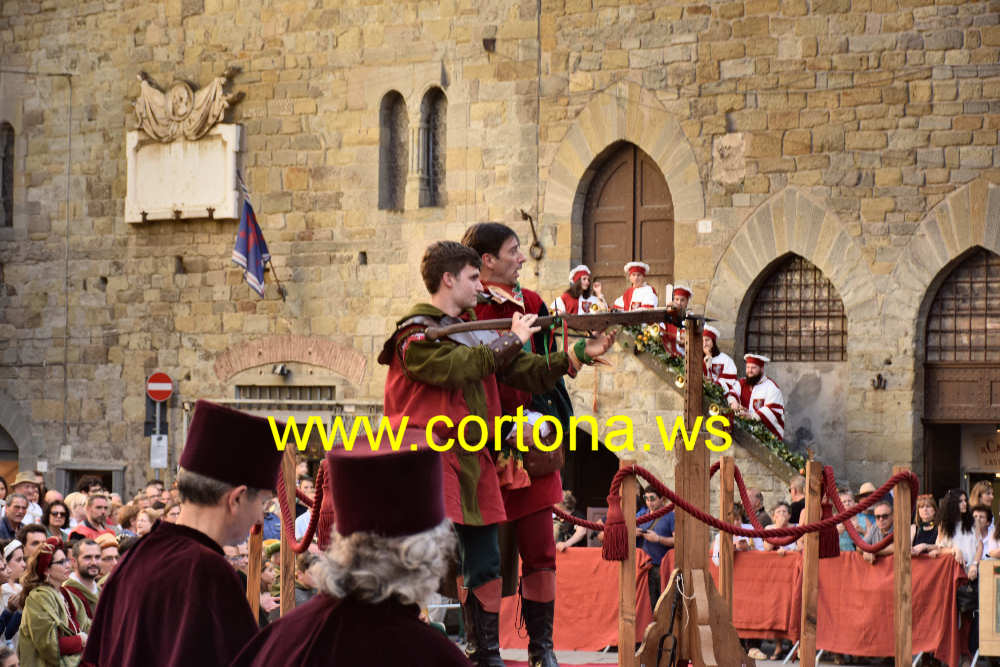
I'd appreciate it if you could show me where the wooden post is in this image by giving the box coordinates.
[718,456,735,611]
[893,465,913,665]
[246,526,263,618]
[618,458,637,667]
[799,460,822,667]
[279,448,296,617]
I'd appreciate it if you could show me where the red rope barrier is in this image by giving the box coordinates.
[276,462,325,554]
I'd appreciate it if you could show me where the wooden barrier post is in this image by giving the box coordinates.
[246,526,263,618]
[799,460,822,667]
[893,465,912,665]
[618,458,637,667]
[718,456,735,611]
[279,448,296,617]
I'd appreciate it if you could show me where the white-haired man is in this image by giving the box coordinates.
[726,354,785,440]
[612,261,658,311]
[232,446,471,666]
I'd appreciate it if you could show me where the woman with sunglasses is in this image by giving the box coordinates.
[41,503,70,542]
[16,538,89,665]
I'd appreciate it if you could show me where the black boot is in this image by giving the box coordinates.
[466,594,504,667]
[523,599,559,667]
[462,597,478,659]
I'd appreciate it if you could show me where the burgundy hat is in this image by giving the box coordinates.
[328,436,444,538]
[180,400,284,491]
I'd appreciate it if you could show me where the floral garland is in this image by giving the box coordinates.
[625,324,806,470]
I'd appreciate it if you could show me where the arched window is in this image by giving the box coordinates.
[745,255,846,361]
[418,87,446,208]
[1,122,13,228]
[925,247,1000,362]
[378,92,407,211]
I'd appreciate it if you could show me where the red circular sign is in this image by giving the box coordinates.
[146,372,173,402]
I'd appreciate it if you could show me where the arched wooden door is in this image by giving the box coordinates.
[582,143,674,303]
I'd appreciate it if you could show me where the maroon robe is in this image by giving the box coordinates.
[83,520,257,667]
[231,594,472,666]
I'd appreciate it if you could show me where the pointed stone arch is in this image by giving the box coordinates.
[539,80,704,282]
[705,186,877,344]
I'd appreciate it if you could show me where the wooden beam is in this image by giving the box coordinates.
[279,448,296,617]
[618,458,637,667]
[893,465,913,665]
[246,526,263,619]
[798,460,822,667]
[718,456,735,611]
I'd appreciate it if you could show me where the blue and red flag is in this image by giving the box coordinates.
[232,189,271,296]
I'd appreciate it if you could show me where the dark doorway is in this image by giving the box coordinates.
[560,426,620,513]
[582,143,673,304]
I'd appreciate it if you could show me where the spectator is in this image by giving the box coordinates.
[106,499,122,533]
[937,488,977,569]
[158,489,171,507]
[837,489,872,553]
[10,474,42,527]
[134,509,159,537]
[67,494,114,543]
[971,481,996,533]
[231,447,470,667]
[116,504,139,538]
[0,496,28,541]
[911,494,939,557]
[0,477,8,515]
[712,503,759,566]
[856,482,877,525]
[40,502,70,542]
[42,490,62,508]
[115,536,138,557]
[260,500,281,541]
[762,502,798,553]
[787,476,805,524]
[862,499,895,563]
[162,502,180,524]
[75,475,104,496]
[0,540,25,612]
[0,646,15,667]
[62,539,101,624]
[94,534,118,584]
[744,487,771,528]
[637,487,674,613]
[295,475,314,519]
[143,481,162,508]
[969,504,994,578]
[15,526,46,562]
[16,539,89,665]
[554,490,587,551]
[62,493,87,530]
[294,552,319,607]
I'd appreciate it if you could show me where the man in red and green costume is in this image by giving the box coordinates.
[379,241,613,667]
[462,222,575,667]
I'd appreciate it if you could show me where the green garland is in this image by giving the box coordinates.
[623,325,806,470]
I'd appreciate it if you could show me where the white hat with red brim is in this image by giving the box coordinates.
[672,284,693,299]
[569,265,591,284]
[704,325,720,342]
[624,261,649,276]
[744,353,770,366]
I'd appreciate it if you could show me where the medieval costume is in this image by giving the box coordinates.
[660,284,692,358]
[83,401,284,667]
[19,583,89,667]
[725,354,785,440]
[702,325,739,396]
[551,265,607,315]
[612,262,658,311]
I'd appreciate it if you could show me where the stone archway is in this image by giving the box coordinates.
[213,334,367,386]
[0,391,35,470]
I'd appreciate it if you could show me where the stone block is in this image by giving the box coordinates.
[924,29,964,51]
[783,129,811,155]
[960,146,994,168]
[845,131,888,150]
[745,131,782,157]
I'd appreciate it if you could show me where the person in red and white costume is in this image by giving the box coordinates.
[612,261,658,311]
[725,354,785,440]
[660,283,692,357]
[551,265,608,314]
[702,325,738,396]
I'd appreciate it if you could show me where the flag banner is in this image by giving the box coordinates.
[232,191,271,296]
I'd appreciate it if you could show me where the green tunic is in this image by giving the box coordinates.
[19,584,90,667]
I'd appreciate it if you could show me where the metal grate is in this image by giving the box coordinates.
[235,385,336,402]
[745,256,847,362]
[926,248,1000,362]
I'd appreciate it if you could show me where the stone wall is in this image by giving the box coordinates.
[0,0,998,493]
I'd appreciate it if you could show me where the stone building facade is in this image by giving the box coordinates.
[1,0,999,507]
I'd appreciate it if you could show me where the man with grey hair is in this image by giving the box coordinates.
[233,443,470,666]
[0,493,28,540]
[862,499,895,563]
[84,400,284,667]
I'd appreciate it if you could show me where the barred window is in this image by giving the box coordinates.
[235,385,336,402]
[745,255,846,361]
[418,87,446,208]
[1,122,13,228]
[925,247,1000,362]
[378,91,407,211]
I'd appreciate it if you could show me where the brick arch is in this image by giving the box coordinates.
[891,178,1000,338]
[705,186,876,343]
[213,335,367,387]
[540,80,704,279]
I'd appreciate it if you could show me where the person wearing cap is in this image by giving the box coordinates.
[612,261,658,311]
[551,265,607,315]
[83,400,284,667]
[12,473,43,526]
[725,354,785,440]
[231,448,471,666]
[660,283,692,358]
[701,325,738,396]
[378,240,612,667]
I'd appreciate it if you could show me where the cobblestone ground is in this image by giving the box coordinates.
[500,648,902,665]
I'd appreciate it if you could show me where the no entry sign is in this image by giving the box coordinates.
[146,372,173,402]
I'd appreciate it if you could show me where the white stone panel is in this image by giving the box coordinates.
[125,124,242,223]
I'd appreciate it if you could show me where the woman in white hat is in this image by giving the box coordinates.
[612,262,658,311]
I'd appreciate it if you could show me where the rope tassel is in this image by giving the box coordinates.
[602,493,629,561]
